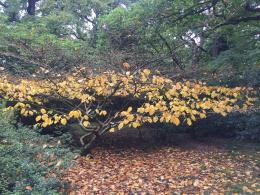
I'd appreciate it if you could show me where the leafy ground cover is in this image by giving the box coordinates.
[62,129,260,194]
[0,111,77,194]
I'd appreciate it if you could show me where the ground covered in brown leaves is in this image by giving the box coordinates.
[62,130,260,194]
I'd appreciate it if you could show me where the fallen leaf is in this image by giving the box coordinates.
[25,186,32,190]
[193,179,200,187]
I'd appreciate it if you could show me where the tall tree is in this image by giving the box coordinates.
[27,0,40,15]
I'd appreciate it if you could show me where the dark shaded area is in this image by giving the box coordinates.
[17,109,260,154]
[87,112,260,152]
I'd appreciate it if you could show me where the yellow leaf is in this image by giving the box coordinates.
[46,118,53,125]
[69,111,75,118]
[83,121,90,127]
[83,115,89,120]
[143,69,151,75]
[15,102,25,108]
[40,108,46,114]
[220,112,227,117]
[60,118,67,126]
[100,110,107,116]
[74,111,81,118]
[137,107,145,113]
[69,110,81,118]
[118,123,124,130]
[109,128,115,132]
[35,115,42,122]
[211,91,218,98]
[42,114,48,121]
[127,107,132,113]
[191,114,196,121]
[146,105,155,116]
[147,117,153,123]
[234,105,239,109]
[141,76,147,82]
[242,186,253,193]
[164,113,171,122]
[242,104,248,111]
[42,122,48,128]
[24,111,29,117]
[171,116,180,126]
[199,113,206,119]
[160,116,164,123]
[187,118,192,126]
[153,116,159,123]
[132,121,140,128]
[149,108,155,116]
[27,96,32,101]
[20,108,26,115]
[124,119,130,124]
[120,111,127,116]
[127,114,134,121]
[54,115,60,122]
[213,107,220,113]
[176,82,181,89]
[114,112,119,118]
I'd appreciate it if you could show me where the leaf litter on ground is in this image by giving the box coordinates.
[61,130,260,194]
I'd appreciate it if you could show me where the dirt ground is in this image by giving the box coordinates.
[62,129,260,194]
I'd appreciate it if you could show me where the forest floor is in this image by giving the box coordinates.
[62,129,260,194]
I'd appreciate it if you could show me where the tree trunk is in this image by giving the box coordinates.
[8,12,18,22]
[211,35,229,57]
[27,0,37,16]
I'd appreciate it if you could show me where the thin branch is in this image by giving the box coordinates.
[0,1,7,8]
[214,15,260,29]
[160,0,216,22]
[83,16,95,24]
[157,32,183,70]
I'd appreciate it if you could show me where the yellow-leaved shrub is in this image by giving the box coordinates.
[0,69,256,149]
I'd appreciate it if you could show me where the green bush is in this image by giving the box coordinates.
[0,110,77,194]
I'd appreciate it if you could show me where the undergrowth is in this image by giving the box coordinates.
[0,109,77,194]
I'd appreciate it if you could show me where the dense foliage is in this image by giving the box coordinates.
[0,0,259,78]
[0,109,76,194]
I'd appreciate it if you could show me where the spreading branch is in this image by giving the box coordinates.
[0,1,7,8]
[214,15,260,29]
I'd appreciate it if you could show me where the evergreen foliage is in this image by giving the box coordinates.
[0,0,259,78]
[0,109,76,194]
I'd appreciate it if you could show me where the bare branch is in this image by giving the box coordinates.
[157,31,183,70]
[0,1,7,8]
